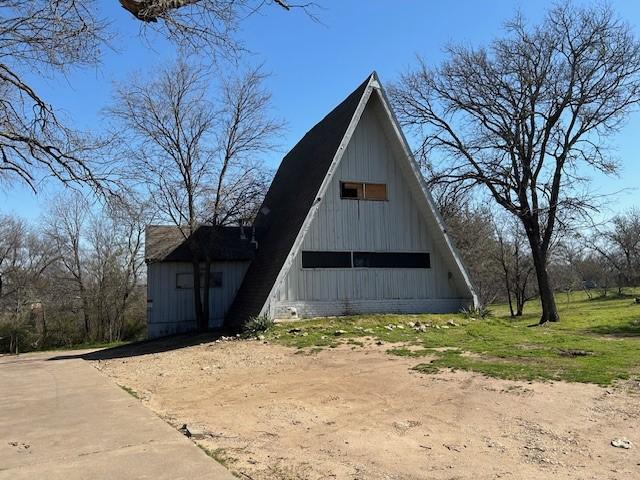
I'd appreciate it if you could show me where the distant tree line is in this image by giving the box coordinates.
[0,194,149,353]
[442,195,640,316]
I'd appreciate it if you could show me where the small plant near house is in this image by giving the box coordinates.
[242,314,274,338]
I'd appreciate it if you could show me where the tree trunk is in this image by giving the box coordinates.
[79,283,90,339]
[528,240,559,324]
[191,259,204,331]
[515,289,525,316]
[201,258,211,332]
[506,279,515,317]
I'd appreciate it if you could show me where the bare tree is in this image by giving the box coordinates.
[495,217,537,317]
[391,3,640,324]
[108,60,281,331]
[586,208,640,294]
[117,0,318,53]
[43,192,92,338]
[0,216,58,352]
[84,200,147,342]
[440,202,503,307]
[0,0,310,196]
[0,1,111,192]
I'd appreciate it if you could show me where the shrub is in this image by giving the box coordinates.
[460,305,493,320]
[242,314,274,337]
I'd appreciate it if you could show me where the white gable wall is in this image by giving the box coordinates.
[272,95,473,319]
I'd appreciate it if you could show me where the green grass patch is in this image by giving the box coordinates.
[118,384,140,399]
[196,444,237,470]
[265,290,640,385]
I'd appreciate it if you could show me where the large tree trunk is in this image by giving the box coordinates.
[79,283,90,339]
[201,258,211,332]
[505,274,515,318]
[515,292,525,316]
[191,259,205,331]
[528,240,559,324]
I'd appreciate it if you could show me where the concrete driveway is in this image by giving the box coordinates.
[0,351,234,480]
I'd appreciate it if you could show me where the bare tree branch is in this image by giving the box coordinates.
[391,2,640,324]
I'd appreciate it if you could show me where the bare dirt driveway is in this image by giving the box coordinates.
[87,336,640,480]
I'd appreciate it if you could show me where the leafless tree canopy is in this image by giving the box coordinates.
[0,192,149,353]
[0,0,309,194]
[0,1,111,192]
[108,61,280,232]
[107,59,282,330]
[585,208,640,291]
[391,3,640,323]
[118,0,319,54]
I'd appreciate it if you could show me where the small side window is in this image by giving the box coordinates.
[176,273,193,289]
[176,271,223,289]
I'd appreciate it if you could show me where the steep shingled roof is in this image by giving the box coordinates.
[225,74,373,325]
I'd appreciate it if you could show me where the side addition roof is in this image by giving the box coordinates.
[145,225,256,263]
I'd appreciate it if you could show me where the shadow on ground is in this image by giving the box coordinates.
[587,293,638,302]
[586,320,640,338]
[48,331,235,361]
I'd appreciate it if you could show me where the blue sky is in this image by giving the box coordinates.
[3,0,639,220]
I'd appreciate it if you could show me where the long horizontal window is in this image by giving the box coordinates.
[340,182,387,201]
[302,251,430,269]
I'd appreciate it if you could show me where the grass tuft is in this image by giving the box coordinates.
[118,384,140,399]
[196,444,237,469]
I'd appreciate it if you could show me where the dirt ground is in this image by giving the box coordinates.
[91,338,640,480]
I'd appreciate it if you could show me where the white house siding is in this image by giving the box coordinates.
[272,98,472,319]
[147,260,250,338]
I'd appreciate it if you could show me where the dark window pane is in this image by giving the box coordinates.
[340,182,363,199]
[353,252,430,268]
[302,251,352,268]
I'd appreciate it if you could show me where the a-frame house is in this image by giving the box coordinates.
[145,72,477,337]
[225,72,477,325]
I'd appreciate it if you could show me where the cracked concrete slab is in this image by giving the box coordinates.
[0,351,234,480]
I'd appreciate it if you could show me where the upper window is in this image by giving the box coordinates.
[340,182,387,201]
